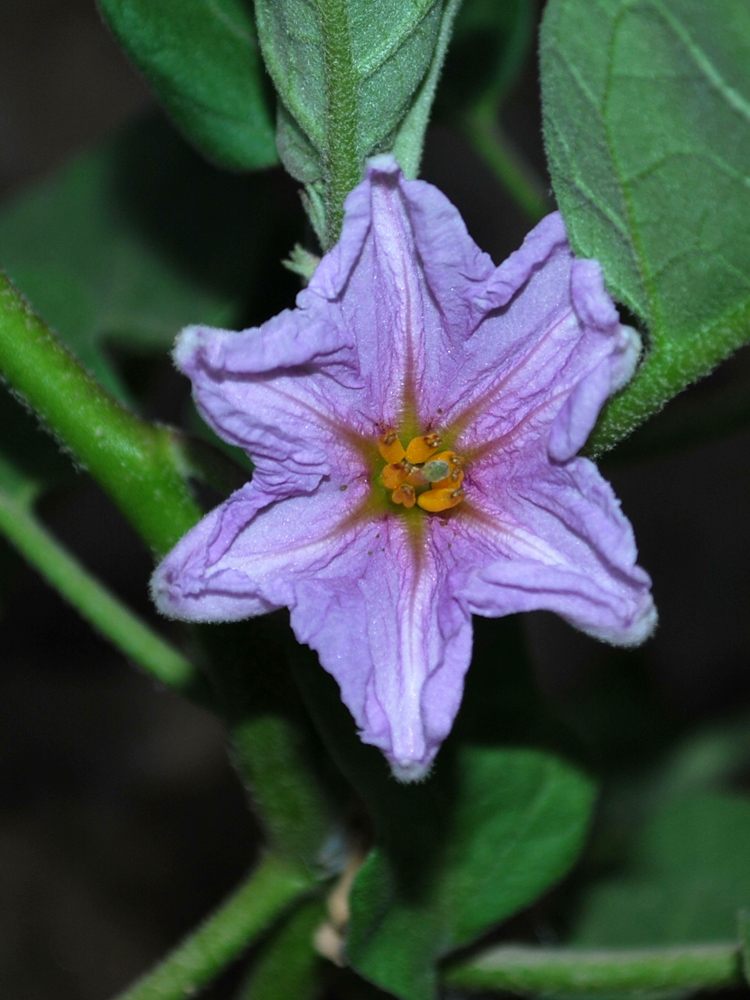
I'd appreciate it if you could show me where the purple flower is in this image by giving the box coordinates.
[152,157,655,781]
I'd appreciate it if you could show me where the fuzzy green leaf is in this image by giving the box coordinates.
[254,0,460,244]
[97,0,277,169]
[541,0,750,452]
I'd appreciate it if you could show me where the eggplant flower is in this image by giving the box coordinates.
[152,157,655,781]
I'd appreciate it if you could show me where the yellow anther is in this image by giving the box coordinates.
[378,430,405,465]
[405,433,442,464]
[392,483,416,508]
[382,462,411,489]
[434,450,463,468]
[417,486,464,513]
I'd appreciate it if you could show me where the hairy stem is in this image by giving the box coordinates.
[112,854,314,1000]
[0,489,196,690]
[317,0,360,246]
[444,943,743,994]
[0,272,201,557]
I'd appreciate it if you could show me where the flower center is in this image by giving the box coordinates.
[377,429,465,512]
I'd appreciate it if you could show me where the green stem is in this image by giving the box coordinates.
[0,272,201,557]
[112,854,313,1000]
[460,107,552,223]
[0,489,196,690]
[444,943,743,995]
[317,0,360,247]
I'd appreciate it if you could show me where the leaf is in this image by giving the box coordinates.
[0,113,285,401]
[390,0,463,181]
[254,0,461,242]
[572,794,750,947]
[255,0,441,177]
[540,0,750,452]
[290,619,595,1000]
[97,0,277,169]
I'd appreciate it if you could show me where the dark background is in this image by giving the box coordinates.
[1,2,749,998]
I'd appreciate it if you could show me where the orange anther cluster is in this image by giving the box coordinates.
[377,430,465,513]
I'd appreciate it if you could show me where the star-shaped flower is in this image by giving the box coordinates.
[152,157,656,781]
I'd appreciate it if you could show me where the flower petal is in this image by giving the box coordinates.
[426,217,641,463]
[366,156,496,337]
[326,156,498,426]
[291,517,473,781]
[172,157,497,495]
[153,481,474,781]
[459,457,656,645]
[174,316,366,500]
[547,260,641,461]
[151,479,370,622]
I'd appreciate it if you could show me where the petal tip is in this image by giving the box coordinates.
[173,324,206,373]
[388,756,434,784]
[620,595,659,647]
[577,589,658,648]
[149,560,183,621]
[571,258,619,332]
[365,153,402,179]
[611,324,642,393]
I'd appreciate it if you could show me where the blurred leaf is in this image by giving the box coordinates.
[97,0,277,169]
[201,614,349,869]
[0,113,288,401]
[348,748,594,1000]
[572,794,750,947]
[540,0,750,452]
[628,711,750,818]
[438,0,536,113]
[291,619,595,1000]
[740,909,750,985]
[434,0,550,222]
